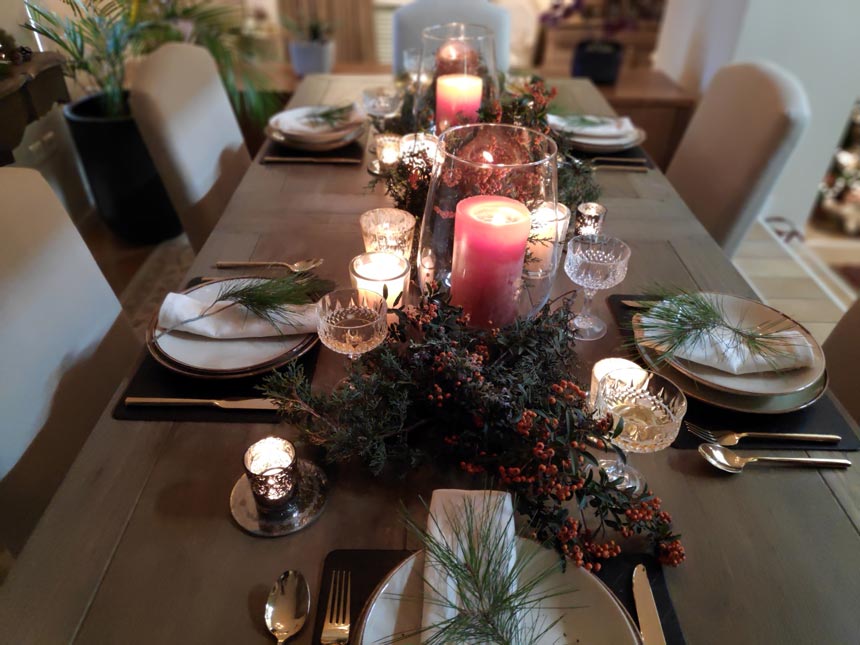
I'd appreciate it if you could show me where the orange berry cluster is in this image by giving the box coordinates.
[658,539,686,566]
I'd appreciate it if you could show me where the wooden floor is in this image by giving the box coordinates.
[733,220,856,344]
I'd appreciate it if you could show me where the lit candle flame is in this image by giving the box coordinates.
[482,150,494,163]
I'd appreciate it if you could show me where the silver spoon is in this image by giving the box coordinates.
[698,443,851,474]
[215,258,324,272]
[265,570,310,644]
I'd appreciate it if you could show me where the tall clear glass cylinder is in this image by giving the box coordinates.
[417,123,559,328]
[414,23,500,134]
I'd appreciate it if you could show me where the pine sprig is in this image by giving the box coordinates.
[304,104,353,128]
[395,495,571,645]
[631,289,800,369]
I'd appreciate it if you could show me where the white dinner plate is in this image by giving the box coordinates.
[566,128,647,153]
[354,539,642,645]
[633,294,825,396]
[264,124,366,152]
[148,278,317,376]
[268,105,365,143]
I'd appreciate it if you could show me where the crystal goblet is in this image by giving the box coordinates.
[564,235,631,341]
[361,85,404,133]
[595,367,687,494]
[317,289,388,361]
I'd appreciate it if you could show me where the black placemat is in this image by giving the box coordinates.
[311,549,413,644]
[112,344,318,423]
[574,145,655,168]
[314,549,684,644]
[260,139,364,164]
[607,294,860,451]
[597,553,686,645]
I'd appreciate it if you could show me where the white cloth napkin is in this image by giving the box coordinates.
[549,114,636,138]
[157,291,318,339]
[641,315,815,375]
[421,489,516,640]
[270,105,363,136]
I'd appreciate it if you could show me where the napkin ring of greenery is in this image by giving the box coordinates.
[264,287,685,570]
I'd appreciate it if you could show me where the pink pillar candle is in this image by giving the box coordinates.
[450,195,531,328]
[436,74,483,132]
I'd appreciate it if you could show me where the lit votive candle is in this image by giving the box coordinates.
[244,436,298,515]
[450,195,531,328]
[400,133,441,170]
[436,74,483,132]
[359,208,417,260]
[349,251,410,307]
[589,358,642,408]
[527,202,571,275]
[575,202,607,236]
[375,134,401,167]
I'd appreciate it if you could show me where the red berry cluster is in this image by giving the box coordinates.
[658,539,686,566]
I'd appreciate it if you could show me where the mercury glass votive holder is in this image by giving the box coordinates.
[375,134,402,167]
[400,133,442,170]
[244,436,298,515]
[359,208,417,260]
[575,202,607,236]
[349,251,410,307]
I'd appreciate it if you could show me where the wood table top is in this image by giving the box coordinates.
[1,74,858,645]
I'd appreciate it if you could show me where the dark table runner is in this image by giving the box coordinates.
[312,549,684,644]
[112,344,317,424]
[607,294,860,451]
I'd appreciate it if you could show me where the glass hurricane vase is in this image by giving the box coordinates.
[417,123,559,328]
[414,23,500,134]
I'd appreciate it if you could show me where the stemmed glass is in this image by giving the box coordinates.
[361,86,404,134]
[564,235,631,341]
[594,367,687,494]
[317,289,388,361]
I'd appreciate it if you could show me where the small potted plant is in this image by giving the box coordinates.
[283,2,334,77]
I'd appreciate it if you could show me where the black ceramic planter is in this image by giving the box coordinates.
[64,92,181,244]
[571,39,624,86]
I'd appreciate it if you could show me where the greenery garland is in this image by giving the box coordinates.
[264,288,685,570]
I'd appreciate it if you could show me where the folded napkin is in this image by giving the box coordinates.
[421,490,516,639]
[549,114,636,138]
[157,291,318,339]
[270,105,364,137]
[641,313,815,375]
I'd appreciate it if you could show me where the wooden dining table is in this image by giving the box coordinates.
[2,74,859,645]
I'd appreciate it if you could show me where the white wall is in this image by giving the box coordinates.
[732,0,860,229]
[654,0,860,231]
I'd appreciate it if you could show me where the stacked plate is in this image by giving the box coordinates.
[146,278,317,379]
[548,114,646,153]
[266,104,366,152]
[631,293,828,414]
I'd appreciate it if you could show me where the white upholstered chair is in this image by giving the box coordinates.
[0,168,140,556]
[130,43,250,253]
[824,299,860,424]
[666,61,810,256]
[392,0,511,74]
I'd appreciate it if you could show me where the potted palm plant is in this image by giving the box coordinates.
[283,1,334,77]
[24,0,274,243]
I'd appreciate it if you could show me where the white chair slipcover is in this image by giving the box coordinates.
[667,61,810,255]
[130,43,251,253]
[392,0,511,74]
[0,168,139,555]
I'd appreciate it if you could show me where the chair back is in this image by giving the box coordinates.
[130,43,250,252]
[824,299,860,425]
[392,0,510,74]
[666,61,810,255]
[0,168,139,554]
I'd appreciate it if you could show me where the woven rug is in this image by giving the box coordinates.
[120,234,195,335]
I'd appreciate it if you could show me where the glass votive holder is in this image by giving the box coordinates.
[375,134,401,167]
[589,357,642,409]
[400,133,442,170]
[349,251,410,307]
[244,436,298,516]
[359,208,417,260]
[527,202,572,276]
[575,202,607,236]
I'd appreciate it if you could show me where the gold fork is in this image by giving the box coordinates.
[685,421,840,447]
[320,570,351,644]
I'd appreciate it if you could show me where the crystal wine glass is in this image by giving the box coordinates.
[595,367,687,494]
[564,235,631,341]
[361,86,404,133]
[317,289,388,361]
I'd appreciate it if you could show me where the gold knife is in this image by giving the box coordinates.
[632,564,666,645]
[125,397,279,411]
